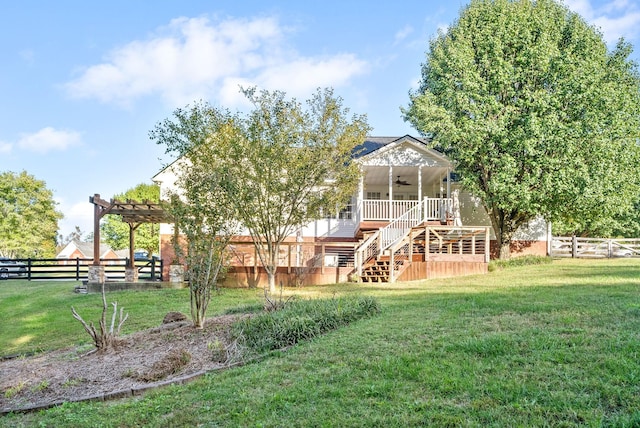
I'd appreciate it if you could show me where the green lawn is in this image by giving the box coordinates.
[0,281,263,357]
[2,258,640,427]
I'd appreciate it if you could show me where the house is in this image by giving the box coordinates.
[56,240,120,265]
[152,135,549,286]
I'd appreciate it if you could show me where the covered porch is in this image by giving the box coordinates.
[354,164,457,223]
[353,137,457,223]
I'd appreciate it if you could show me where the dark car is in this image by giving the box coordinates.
[134,250,149,261]
[0,258,27,280]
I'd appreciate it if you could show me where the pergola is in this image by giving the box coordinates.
[89,194,169,268]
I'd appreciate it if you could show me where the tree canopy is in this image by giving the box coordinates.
[152,87,369,293]
[100,183,161,255]
[0,171,63,258]
[403,0,640,257]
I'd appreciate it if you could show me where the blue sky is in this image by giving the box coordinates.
[1,0,639,238]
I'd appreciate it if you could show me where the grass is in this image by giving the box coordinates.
[0,281,263,357]
[2,258,640,427]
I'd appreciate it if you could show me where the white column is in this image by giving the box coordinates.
[357,173,364,223]
[388,165,393,221]
[446,167,451,199]
[418,166,423,221]
[418,166,423,201]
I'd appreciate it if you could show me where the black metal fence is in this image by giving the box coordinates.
[0,258,163,281]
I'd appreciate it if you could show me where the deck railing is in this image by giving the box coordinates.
[361,198,451,222]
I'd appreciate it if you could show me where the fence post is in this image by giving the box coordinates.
[27,258,32,281]
[608,239,613,258]
[572,235,577,258]
[76,257,80,281]
[151,258,156,281]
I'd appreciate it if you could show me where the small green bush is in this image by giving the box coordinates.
[232,296,380,354]
[488,255,552,272]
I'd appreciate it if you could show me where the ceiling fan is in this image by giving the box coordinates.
[395,176,411,186]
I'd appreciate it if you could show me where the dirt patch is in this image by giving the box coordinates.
[0,314,244,413]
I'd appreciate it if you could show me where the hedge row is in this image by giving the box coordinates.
[231,296,380,353]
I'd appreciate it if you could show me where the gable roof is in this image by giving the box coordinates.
[56,240,116,259]
[353,135,433,158]
[354,135,450,169]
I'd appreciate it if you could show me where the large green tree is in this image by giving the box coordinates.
[100,183,161,256]
[404,0,640,258]
[152,87,369,293]
[0,171,63,257]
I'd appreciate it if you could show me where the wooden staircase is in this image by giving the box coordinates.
[360,258,391,282]
[359,254,410,283]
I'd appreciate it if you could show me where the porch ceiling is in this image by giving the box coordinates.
[362,165,449,187]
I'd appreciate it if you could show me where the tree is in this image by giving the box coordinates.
[165,151,239,329]
[152,87,369,294]
[403,0,640,258]
[0,171,63,258]
[58,226,89,247]
[100,183,161,256]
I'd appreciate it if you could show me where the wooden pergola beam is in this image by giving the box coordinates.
[89,193,170,267]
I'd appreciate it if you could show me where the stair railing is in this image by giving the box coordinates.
[355,230,380,277]
[355,199,426,278]
[379,200,424,252]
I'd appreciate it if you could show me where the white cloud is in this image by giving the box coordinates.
[64,15,368,108]
[255,55,368,98]
[56,198,94,238]
[564,0,640,44]
[394,25,414,45]
[17,127,81,154]
[0,141,11,154]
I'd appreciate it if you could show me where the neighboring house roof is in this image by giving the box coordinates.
[56,240,116,259]
[115,249,130,258]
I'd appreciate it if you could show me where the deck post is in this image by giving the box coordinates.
[484,227,490,263]
[426,228,430,262]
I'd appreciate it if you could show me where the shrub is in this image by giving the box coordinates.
[232,296,380,354]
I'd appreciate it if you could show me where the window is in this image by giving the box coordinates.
[366,191,381,200]
[338,204,353,220]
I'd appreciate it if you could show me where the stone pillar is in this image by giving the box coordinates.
[88,265,105,284]
[169,264,185,286]
[125,267,139,282]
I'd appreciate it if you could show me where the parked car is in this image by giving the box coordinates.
[134,250,149,261]
[0,258,27,280]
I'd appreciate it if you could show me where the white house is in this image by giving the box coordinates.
[152,135,549,286]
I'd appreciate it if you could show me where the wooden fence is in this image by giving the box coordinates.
[0,258,163,281]
[551,237,640,258]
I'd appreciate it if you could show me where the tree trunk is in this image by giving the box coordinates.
[489,208,517,260]
[267,270,276,295]
[266,242,279,295]
[498,236,511,260]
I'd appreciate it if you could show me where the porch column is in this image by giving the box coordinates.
[446,167,451,199]
[357,173,364,223]
[388,165,393,221]
[418,166,423,201]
